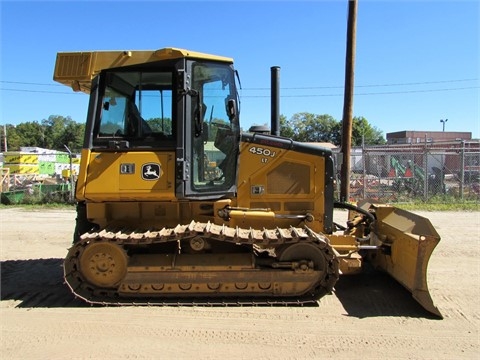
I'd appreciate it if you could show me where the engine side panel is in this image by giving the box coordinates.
[236,134,334,234]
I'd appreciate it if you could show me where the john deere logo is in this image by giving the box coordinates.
[142,163,161,180]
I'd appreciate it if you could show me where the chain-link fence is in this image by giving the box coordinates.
[338,140,480,202]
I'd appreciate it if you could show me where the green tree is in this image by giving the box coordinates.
[60,121,85,151]
[39,115,85,151]
[3,116,85,152]
[146,117,173,135]
[280,112,386,146]
[282,113,342,145]
[279,114,294,138]
[9,121,46,149]
[3,124,23,150]
[352,116,386,146]
[42,115,68,149]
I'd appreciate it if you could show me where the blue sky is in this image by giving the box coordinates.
[1,0,479,138]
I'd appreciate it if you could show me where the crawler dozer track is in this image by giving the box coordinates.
[64,222,340,305]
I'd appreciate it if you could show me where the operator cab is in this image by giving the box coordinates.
[85,57,240,200]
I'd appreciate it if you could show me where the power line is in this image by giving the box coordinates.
[1,86,478,97]
[1,79,478,97]
[0,80,63,87]
[240,86,479,98]
[0,88,82,94]
[240,78,478,90]
[0,78,477,90]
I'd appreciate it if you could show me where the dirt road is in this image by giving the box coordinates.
[1,208,478,359]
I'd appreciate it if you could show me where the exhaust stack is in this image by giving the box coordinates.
[271,66,280,136]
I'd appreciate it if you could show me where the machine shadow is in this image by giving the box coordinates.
[1,259,438,317]
[0,258,319,309]
[1,259,88,308]
[333,268,439,319]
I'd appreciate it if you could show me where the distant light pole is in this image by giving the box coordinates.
[440,118,448,132]
[439,119,448,190]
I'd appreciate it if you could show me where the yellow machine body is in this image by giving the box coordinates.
[56,48,441,317]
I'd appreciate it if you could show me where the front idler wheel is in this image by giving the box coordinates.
[277,243,327,273]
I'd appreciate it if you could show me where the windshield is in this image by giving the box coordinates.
[94,71,174,147]
[190,62,239,192]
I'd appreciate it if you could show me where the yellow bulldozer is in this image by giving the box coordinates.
[54,48,441,317]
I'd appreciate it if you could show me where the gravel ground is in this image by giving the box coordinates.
[1,208,479,359]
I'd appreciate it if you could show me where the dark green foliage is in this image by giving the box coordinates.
[146,117,173,134]
[278,113,386,146]
[351,116,387,146]
[3,112,386,152]
[4,115,85,152]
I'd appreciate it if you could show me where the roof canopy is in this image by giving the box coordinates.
[53,47,233,93]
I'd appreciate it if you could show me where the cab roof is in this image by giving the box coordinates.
[54,47,233,93]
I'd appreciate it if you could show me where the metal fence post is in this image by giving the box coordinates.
[362,144,366,199]
[460,140,465,200]
[424,141,429,200]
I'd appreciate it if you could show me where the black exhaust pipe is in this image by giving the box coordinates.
[271,66,280,136]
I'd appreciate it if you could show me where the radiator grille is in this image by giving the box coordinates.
[54,52,93,80]
[267,162,310,194]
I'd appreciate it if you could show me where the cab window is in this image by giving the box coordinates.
[94,71,174,147]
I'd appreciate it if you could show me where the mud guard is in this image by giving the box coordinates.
[357,200,442,318]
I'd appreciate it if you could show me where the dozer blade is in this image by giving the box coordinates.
[357,200,442,318]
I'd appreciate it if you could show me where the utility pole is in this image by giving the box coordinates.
[2,124,7,152]
[340,0,358,202]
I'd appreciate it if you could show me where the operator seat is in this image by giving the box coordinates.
[127,101,152,137]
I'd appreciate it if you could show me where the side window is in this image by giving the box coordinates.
[203,80,230,125]
[94,71,174,146]
[135,89,173,137]
[203,79,235,181]
[99,91,128,136]
[191,63,238,192]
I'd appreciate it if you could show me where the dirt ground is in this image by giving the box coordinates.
[0,208,479,359]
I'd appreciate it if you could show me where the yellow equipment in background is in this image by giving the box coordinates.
[54,48,441,317]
